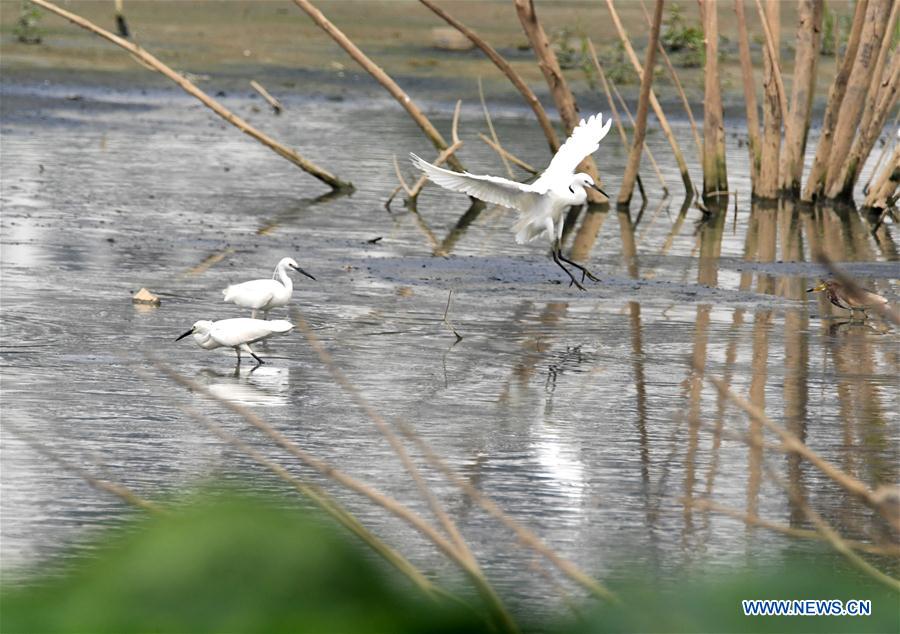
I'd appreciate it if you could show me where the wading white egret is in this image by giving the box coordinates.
[411,113,613,289]
[176,318,294,365]
[223,257,315,318]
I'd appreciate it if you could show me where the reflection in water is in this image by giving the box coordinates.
[2,85,898,608]
[197,365,291,408]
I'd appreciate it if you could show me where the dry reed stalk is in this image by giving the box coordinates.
[512,0,603,201]
[154,359,518,633]
[734,0,762,188]
[30,0,352,190]
[845,52,900,189]
[287,316,518,632]
[408,100,464,199]
[707,375,898,530]
[763,466,900,592]
[586,39,629,155]
[863,111,898,193]
[688,499,900,557]
[250,79,283,114]
[823,0,891,200]
[802,0,869,201]
[640,0,703,160]
[478,78,513,178]
[619,0,664,206]
[478,134,538,174]
[606,0,693,195]
[418,0,559,153]
[396,422,620,604]
[754,0,789,123]
[113,0,128,37]
[610,57,666,192]
[181,404,441,599]
[5,421,161,514]
[756,0,785,199]
[291,0,463,173]
[585,38,656,197]
[608,72,667,194]
[779,0,823,195]
[701,0,728,197]
[863,144,900,209]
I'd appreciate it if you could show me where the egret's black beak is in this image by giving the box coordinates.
[291,264,316,281]
[591,183,609,199]
[806,287,815,293]
[175,329,194,342]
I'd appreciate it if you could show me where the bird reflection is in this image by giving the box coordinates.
[195,365,290,407]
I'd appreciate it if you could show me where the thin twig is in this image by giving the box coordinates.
[408,100,465,199]
[442,290,463,341]
[250,79,284,114]
[478,77,513,178]
[478,134,538,174]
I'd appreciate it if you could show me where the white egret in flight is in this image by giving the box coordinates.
[411,113,612,289]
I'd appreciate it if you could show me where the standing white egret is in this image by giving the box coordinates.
[176,318,294,365]
[411,113,613,289]
[223,257,315,318]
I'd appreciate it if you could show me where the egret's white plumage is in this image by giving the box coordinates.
[411,113,613,289]
[176,318,294,365]
[223,257,315,318]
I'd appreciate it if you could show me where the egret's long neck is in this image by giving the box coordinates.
[276,263,293,292]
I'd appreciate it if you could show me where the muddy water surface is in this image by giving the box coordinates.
[1,79,898,610]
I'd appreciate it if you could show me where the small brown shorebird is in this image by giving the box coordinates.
[806,280,888,317]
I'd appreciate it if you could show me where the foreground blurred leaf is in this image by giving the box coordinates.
[0,491,483,634]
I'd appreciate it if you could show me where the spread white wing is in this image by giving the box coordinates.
[410,153,541,211]
[532,113,612,191]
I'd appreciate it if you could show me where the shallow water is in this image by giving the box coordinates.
[1,77,898,610]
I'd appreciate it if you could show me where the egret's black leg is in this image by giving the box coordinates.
[552,246,585,291]
[558,250,600,283]
[250,351,265,365]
